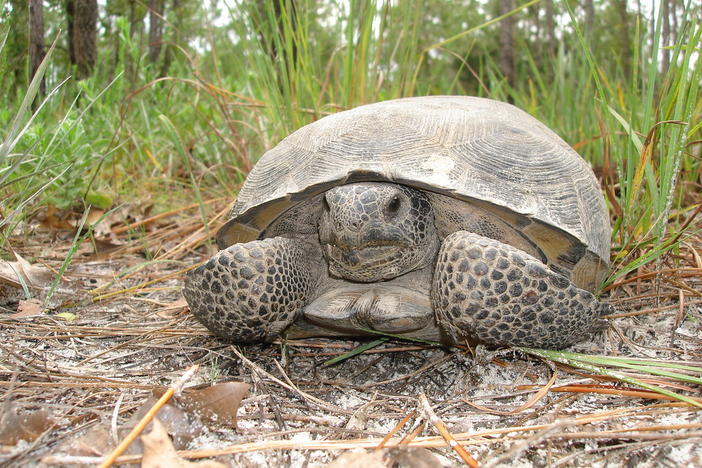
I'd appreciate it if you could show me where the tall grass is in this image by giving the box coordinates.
[226,0,701,289]
[560,0,701,286]
[1,0,700,291]
[224,0,425,139]
[0,36,72,246]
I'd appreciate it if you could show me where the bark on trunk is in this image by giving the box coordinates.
[29,0,46,95]
[544,0,556,60]
[148,0,165,64]
[661,0,671,71]
[614,0,631,77]
[66,0,99,80]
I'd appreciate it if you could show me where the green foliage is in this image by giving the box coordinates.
[0,0,700,289]
[518,347,702,409]
[85,191,114,210]
[0,36,70,243]
[1,1,29,95]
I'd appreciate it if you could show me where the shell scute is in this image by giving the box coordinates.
[217,96,610,289]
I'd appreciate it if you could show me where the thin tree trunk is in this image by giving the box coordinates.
[127,0,145,39]
[544,0,556,60]
[148,0,165,64]
[584,0,594,39]
[29,0,46,95]
[499,0,516,93]
[662,0,671,71]
[671,0,679,45]
[160,0,180,77]
[66,0,99,80]
[6,0,28,92]
[614,0,631,77]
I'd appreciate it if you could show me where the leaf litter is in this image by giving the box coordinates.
[1,201,702,467]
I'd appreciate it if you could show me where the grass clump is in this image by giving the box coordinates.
[1,1,701,291]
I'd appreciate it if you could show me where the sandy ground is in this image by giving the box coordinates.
[1,218,702,467]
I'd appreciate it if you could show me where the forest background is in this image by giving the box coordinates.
[1,0,699,287]
[0,1,701,465]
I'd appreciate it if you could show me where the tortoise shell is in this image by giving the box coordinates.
[217,96,610,291]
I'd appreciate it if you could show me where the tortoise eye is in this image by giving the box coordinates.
[384,195,402,220]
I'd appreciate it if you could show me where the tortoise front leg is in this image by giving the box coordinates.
[432,231,608,348]
[184,237,321,344]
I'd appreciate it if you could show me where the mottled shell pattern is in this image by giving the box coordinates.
[217,96,610,291]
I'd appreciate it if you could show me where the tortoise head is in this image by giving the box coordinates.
[318,182,439,282]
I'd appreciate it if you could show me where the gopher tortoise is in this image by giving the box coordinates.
[184,96,611,349]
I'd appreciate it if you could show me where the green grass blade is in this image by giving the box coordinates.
[358,328,442,346]
[43,206,91,307]
[517,347,702,409]
[158,114,209,239]
[540,350,702,385]
[0,35,58,164]
[321,337,389,367]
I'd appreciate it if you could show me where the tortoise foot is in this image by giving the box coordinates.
[184,237,320,344]
[432,231,606,348]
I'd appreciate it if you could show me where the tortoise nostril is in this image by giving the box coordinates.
[384,195,402,221]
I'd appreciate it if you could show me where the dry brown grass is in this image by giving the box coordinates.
[1,201,702,467]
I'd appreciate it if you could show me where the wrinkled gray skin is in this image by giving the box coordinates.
[319,183,438,282]
[183,182,608,348]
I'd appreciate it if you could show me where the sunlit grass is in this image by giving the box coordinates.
[518,347,702,409]
[1,1,701,293]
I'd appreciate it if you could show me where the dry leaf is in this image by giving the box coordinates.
[326,448,445,468]
[56,414,148,459]
[325,450,386,468]
[156,297,190,319]
[0,251,54,289]
[141,419,227,468]
[41,205,74,230]
[86,207,127,244]
[77,238,123,258]
[0,404,55,444]
[131,396,204,449]
[58,424,111,457]
[181,382,249,427]
[154,382,250,429]
[382,447,446,467]
[8,298,44,319]
[51,382,248,462]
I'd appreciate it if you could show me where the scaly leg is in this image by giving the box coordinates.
[432,231,607,348]
[184,237,320,344]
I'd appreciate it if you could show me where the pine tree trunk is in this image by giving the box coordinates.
[614,0,631,77]
[661,0,671,71]
[148,0,165,64]
[66,0,99,80]
[29,0,46,95]
[6,0,28,93]
[544,0,556,60]
[160,0,180,77]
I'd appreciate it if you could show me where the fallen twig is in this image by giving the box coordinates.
[97,365,199,468]
[419,393,479,467]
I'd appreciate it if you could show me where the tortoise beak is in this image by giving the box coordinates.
[324,243,403,268]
